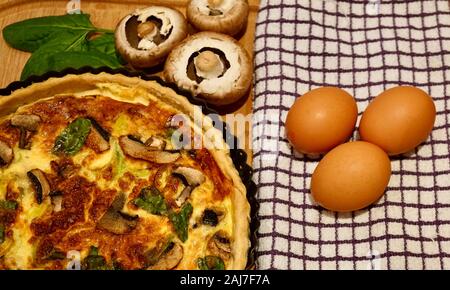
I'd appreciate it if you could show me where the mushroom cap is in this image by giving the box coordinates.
[164,32,252,106]
[115,6,189,68]
[187,0,249,36]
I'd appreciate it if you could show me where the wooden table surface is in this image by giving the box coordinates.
[0,0,259,162]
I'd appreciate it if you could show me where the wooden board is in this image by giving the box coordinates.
[0,0,259,162]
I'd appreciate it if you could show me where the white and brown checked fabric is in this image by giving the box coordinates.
[252,0,450,269]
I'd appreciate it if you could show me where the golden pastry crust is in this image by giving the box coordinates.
[0,73,250,269]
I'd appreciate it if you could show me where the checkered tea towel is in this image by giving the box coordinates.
[252,0,450,270]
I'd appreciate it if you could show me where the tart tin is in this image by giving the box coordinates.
[0,66,259,270]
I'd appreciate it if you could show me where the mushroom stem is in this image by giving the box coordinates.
[137,21,156,38]
[195,51,221,73]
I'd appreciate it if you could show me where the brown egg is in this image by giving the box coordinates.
[285,87,358,154]
[359,86,436,155]
[311,141,391,212]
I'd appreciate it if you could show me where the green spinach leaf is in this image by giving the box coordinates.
[169,203,193,242]
[88,33,116,57]
[21,30,89,80]
[54,50,119,70]
[133,186,169,216]
[0,200,18,211]
[53,118,92,156]
[197,256,225,270]
[88,246,99,256]
[82,246,110,270]
[134,187,194,242]
[3,13,122,80]
[3,14,96,52]
[88,33,125,65]
[21,49,121,80]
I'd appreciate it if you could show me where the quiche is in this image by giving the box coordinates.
[0,73,250,270]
